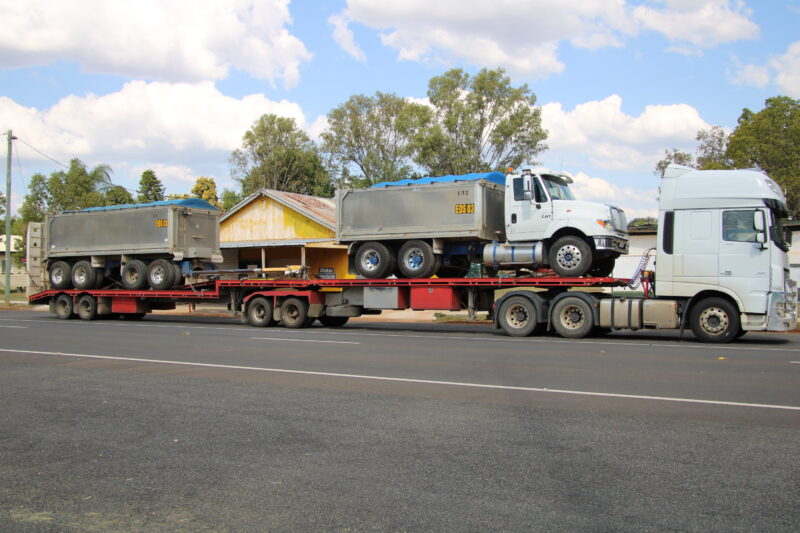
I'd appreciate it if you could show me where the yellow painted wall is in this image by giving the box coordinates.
[221,196,333,242]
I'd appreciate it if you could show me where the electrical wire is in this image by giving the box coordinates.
[13,136,68,169]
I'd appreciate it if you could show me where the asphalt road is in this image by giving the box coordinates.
[1,308,798,532]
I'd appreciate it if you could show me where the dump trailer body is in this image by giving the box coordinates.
[336,178,506,243]
[45,199,222,262]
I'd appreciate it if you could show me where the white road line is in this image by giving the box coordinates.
[1,347,798,412]
[0,325,26,328]
[2,317,799,353]
[251,337,360,345]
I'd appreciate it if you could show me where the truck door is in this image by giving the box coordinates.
[506,175,552,242]
[673,209,718,288]
[718,209,769,313]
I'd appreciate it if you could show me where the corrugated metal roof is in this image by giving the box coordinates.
[221,189,335,230]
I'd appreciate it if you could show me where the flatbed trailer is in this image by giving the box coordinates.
[28,276,634,339]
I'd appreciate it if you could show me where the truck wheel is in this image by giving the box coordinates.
[552,296,595,339]
[318,315,349,327]
[689,297,740,343]
[49,261,73,290]
[148,259,175,290]
[588,257,615,278]
[247,296,276,327]
[71,260,97,290]
[497,296,540,337]
[280,297,309,328]
[172,263,184,286]
[54,294,74,319]
[355,242,395,278]
[549,236,592,277]
[76,294,98,321]
[121,260,148,290]
[93,268,106,289]
[397,240,439,278]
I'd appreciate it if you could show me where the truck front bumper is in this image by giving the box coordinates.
[593,236,629,254]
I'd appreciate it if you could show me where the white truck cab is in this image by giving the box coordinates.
[501,168,629,276]
[657,164,796,333]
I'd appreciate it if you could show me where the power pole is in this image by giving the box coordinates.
[4,129,13,305]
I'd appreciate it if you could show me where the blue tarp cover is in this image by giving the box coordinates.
[370,171,506,188]
[75,198,218,213]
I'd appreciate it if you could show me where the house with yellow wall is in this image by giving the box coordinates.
[219,189,350,279]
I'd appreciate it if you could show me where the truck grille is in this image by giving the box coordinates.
[610,207,627,233]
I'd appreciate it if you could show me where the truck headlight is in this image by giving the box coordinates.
[596,219,613,231]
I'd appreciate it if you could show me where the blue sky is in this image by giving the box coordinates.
[2,0,799,219]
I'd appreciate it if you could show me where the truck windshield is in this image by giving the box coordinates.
[541,175,576,201]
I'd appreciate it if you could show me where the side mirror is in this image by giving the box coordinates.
[756,233,766,244]
[523,191,532,201]
[753,211,765,232]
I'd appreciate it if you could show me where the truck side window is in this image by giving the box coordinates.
[723,210,757,242]
[533,178,547,203]
[512,177,526,201]
[663,211,674,254]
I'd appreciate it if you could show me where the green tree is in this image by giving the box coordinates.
[220,188,242,212]
[19,173,49,223]
[321,92,431,187]
[137,169,166,202]
[726,96,800,217]
[654,126,730,177]
[0,190,5,216]
[45,159,113,212]
[414,67,548,176]
[190,177,221,208]
[230,114,332,197]
[103,185,134,205]
[654,148,694,177]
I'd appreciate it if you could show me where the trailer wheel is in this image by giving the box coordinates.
[280,297,309,328]
[172,263,184,286]
[121,260,148,290]
[689,297,740,343]
[71,260,97,290]
[148,259,175,290]
[497,296,540,337]
[397,240,439,278]
[549,236,593,277]
[76,294,98,320]
[93,268,106,289]
[552,296,595,339]
[355,242,395,278]
[247,296,276,327]
[54,294,74,319]
[49,261,73,290]
[318,315,349,327]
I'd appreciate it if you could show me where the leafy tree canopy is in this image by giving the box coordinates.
[191,177,221,208]
[414,67,548,176]
[321,91,431,188]
[230,114,332,197]
[137,169,166,203]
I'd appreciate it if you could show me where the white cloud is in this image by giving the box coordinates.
[0,0,312,87]
[541,94,709,171]
[571,172,658,219]
[337,0,757,77]
[1,81,312,195]
[726,41,800,97]
[771,41,800,98]
[633,0,759,49]
[729,63,771,88]
[329,13,367,62]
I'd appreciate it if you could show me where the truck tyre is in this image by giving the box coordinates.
[172,263,184,286]
[318,315,349,327]
[76,294,98,321]
[497,296,540,337]
[121,260,148,290]
[355,242,395,279]
[549,236,593,277]
[247,296,276,327]
[71,260,97,290]
[689,297,741,343]
[552,296,595,339]
[588,257,615,278]
[49,261,73,290]
[148,259,175,290]
[93,268,106,289]
[397,240,439,278]
[54,294,74,319]
[280,297,309,328]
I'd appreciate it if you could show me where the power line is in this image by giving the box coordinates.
[13,136,69,169]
